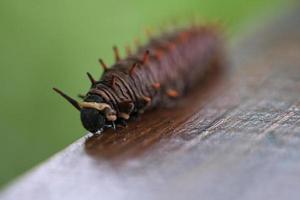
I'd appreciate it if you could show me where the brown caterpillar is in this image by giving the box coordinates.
[53,25,223,134]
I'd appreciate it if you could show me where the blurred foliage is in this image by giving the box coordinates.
[0,0,290,187]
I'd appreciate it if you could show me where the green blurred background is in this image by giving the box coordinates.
[0,0,292,187]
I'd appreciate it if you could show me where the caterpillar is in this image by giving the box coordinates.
[53,25,224,134]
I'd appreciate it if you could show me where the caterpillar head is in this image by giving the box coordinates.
[53,88,116,134]
[80,94,117,133]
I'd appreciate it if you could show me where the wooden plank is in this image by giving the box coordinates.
[1,9,300,200]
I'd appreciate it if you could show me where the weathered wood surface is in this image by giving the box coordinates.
[1,9,300,200]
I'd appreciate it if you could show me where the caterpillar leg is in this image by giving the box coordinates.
[118,101,134,114]
[129,111,141,121]
[115,118,128,128]
[104,121,116,130]
[137,96,151,114]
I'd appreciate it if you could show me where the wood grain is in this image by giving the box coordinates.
[1,9,300,200]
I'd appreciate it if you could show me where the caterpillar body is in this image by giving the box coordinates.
[54,25,223,134]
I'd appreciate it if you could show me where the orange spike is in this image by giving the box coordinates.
[178,31,189,43]
[125,45,132,56]
[98,59,108,71]
[142,50,150,64]
[167,42,176,50]
[155,49,163,60]
[113,46,120,61]
[86,72,96,85]
[166,89,179,98]
[152,82,161,89]
[129,63,138,76]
